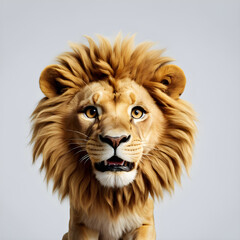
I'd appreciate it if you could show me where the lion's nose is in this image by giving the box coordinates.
[99,135,131,149]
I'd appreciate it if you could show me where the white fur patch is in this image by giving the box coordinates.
[81,208,143,240]
[94,169,137,188]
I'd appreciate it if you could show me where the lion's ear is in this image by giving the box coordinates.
[154,64,186,99]
[39,64,76,98]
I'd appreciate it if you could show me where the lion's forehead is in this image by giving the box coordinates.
[82,79,149,110]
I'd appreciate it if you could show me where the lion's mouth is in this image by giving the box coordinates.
[94,156,134,172]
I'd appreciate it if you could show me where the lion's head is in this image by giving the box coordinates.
[31,35,196,216]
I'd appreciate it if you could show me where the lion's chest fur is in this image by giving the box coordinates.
[80,210,143,240]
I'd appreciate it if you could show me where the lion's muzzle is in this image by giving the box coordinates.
[95,134,134,172]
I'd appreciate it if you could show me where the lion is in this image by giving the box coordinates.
[31,34,196,240]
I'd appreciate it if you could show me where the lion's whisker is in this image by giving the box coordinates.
[67,138,89,142]
[79,154,90,163]
[68,142,87,146]
[143,146,164,152]
[74,149,87,156]
[83,157,90,165]
[64,144,87,156]
[142,153,158,158]
[67,137,98,143]
[65,146,83,154]
[66,129,89,138]
[87,138,98,143]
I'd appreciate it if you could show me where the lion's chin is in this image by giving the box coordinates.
[94,169,137,188]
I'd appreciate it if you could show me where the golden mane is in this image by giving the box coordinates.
[31,34,196,218]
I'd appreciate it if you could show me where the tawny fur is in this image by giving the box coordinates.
[31,34,196,240]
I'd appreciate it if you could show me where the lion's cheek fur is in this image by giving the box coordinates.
[135,109,166,154]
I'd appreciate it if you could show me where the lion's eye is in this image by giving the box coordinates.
[131,106,146,119]
[84,106,98,118]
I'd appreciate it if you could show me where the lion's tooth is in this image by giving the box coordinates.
[104,160,108,166]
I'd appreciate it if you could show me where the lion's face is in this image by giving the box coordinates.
[68,79,165,187]
[31,35,196,213]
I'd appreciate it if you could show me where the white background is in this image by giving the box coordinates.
[0,0,240,239]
